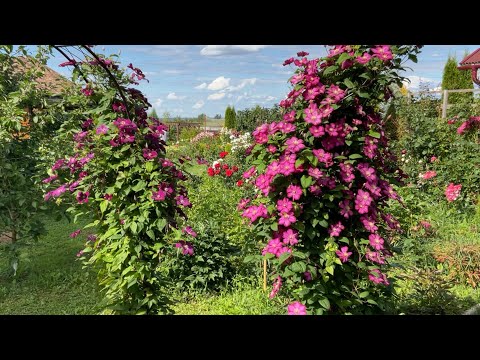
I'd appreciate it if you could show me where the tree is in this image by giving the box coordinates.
[162,111,171,122]
[442,54,473,104]
[230,106,237,129]
[149,108,159,119]
[224,106,234,129]
[214,114,221,119]
[197,113,206,122]
[0,46,65,275]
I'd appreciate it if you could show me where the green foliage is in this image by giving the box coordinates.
[163,222,239,291]
[394,95,480,200]
[178,126,201,142]
[148,108,159,118]
[224,106,235,129]
[442,54,473,104]
[0,45,67,275]
[236,105,281,132]
[156,162,259,290]
[394,267,458,315]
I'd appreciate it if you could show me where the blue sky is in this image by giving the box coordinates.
[44,45,480,118]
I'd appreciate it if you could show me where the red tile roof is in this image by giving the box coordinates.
[459,48,480,66]
[11,56,72,95]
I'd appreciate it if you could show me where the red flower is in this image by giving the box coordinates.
[225,169,233,177]
[214,169,221,175]
[232,166,239,172]
[219,151,228,158]
[236,180,244,187]
[222,164,229,170]
[214,163,221,169]
[207,167,215,176]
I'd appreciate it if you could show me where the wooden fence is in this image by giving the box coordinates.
[411,88,480,118]
[165,121,202,142]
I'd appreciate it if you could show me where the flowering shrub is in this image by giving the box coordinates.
[42,48,193,314]
[395,97,480,203]
[241,45,422,314]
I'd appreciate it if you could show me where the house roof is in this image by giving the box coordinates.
[459,48,480,67]
[11,56,73,95]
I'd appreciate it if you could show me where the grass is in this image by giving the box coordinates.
[0,216,102,315]
[173,277,286,315]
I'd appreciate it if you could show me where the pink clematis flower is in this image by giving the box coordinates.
[286,185,302,200]
[336,246,352,263]
[287,301,307,315]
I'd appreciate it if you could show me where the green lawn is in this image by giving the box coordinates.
[0,216,283,315]
[0,217,102,315]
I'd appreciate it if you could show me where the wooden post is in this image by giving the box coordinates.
[263,259,267,291]
[442,90,449,119]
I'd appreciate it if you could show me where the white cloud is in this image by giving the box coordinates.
[154,98,163,107]
[200,45,269,56]
[195,82,207,89]
[208,92,226,100]
[193,100,205,109]
[163,69,184,75]
[167,92,186,100]
[403,76,439,91]
[227,94,233,98]
[226,78,257,92]
[265,96,276,102]
[207,76,231,91]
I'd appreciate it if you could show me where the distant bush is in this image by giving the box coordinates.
[236,105,281,133]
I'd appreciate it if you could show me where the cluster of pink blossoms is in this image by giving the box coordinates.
[456,116,480,135]
[421,171,437,180]
[445,183,462,202]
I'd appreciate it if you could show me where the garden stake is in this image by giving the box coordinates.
[263,259,267,291]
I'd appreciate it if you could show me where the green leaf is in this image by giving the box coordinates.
[319,298,330,310]
[295,158,305,168]
[344,78,355,88]
[359,291,369,298]
[145,161,154,173]
[349,153,363,160]
[357,91,370,99]
[270,222,278,231]
[368,130,381,139]
[146,230,155,240]
[100,200,108,213]
[323,66,337,76]
[337,53,351,64]
[319,220,329,228]
[132,180,146,192]
[156,218,167,231]
[300,175,313,189]
[326,265,334,275]
[290,261,307,273]
[130,222,138,234]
